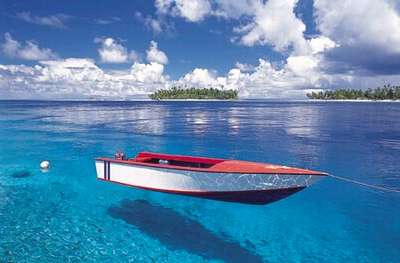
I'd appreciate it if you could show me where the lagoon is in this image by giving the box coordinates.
[0,100,399,262]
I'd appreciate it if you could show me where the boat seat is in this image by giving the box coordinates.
[132,157,153,162]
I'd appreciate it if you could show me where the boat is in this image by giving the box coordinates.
[95,151,327,204]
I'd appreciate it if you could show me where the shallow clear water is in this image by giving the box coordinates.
[0,100,399,262]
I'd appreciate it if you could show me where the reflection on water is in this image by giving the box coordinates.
[108,199,263,263]
[0,101,327,139]
[283,106,323,139]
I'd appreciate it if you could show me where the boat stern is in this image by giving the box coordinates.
[95,158,110,181]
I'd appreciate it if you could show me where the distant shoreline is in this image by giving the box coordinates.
[306,86,400,101]
[307,99,400,102]
[149,87,238,100]
[150,98,238,101]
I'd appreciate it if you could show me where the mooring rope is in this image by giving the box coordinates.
[328,174,400,193]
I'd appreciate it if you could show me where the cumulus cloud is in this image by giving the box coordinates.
[0,48,330,99]
[155,0,211,22]
[155,0,310,53]
[1,33,58,60]
[0,39,170,99]
[0,30,375,100]
[130,62,166,83]
[176,56,328,98]
[308,36,338,54]
[154,0,334,56]
[174,0,212,22]
[179,68,217,87]
[95,37,139,64]
[233,59,316,98]
[0,51,396,100]
[0,58,167,99]
[234,62,256,72]
[146,41,168,64]
[233,0,309,54]
[315,0,400,53]
[16,12,71,29]
[314,0,400,74]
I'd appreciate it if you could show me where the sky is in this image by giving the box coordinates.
[1,0,400,99]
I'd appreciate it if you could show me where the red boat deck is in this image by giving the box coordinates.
[97,151,327,176]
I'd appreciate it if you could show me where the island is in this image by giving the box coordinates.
[307,85,400,100]
[149,87,238,100]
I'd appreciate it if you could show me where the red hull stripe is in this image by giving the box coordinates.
[97,178,306,204]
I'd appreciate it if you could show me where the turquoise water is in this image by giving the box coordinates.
[0,100,399,262]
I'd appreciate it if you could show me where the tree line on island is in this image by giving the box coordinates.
[307,84,400,100]
[149,86,238,100]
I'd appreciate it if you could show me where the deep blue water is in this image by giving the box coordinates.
[0,100,399,262]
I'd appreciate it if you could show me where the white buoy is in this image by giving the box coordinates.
[40,160,50,170]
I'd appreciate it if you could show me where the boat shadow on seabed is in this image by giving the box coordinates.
[107,199,263,263]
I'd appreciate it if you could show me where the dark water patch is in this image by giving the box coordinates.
[10,170,32,178]
[108,199,263,263]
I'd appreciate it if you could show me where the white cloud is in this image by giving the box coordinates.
[151,0,400,77]
[0,58,167,99]
[1,51,398,100]
[179,68,217,87]
[154,0,333,56]
[286,56,318,77]
[175,0,211,22]
[155,0,211,22]
[16,12,70,29]
[130,62,166,83]
[1,33,58,60]
[0,32,361,100]
[175,55,323,98]
[229,57,323,98]
[0,39,171,99]
[234,62,255,72]
[309,36,338,54]
[95,37,139,64]
[314,0,400,53]
[313,0,400,74]
[0,53,327,99]
[233,0,309,54]
[135,11,168,34]
[146,41,168,64]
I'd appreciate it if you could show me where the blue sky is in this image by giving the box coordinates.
[1,0,400,99]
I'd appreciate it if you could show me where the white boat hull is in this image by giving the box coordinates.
[95,160,322,204]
